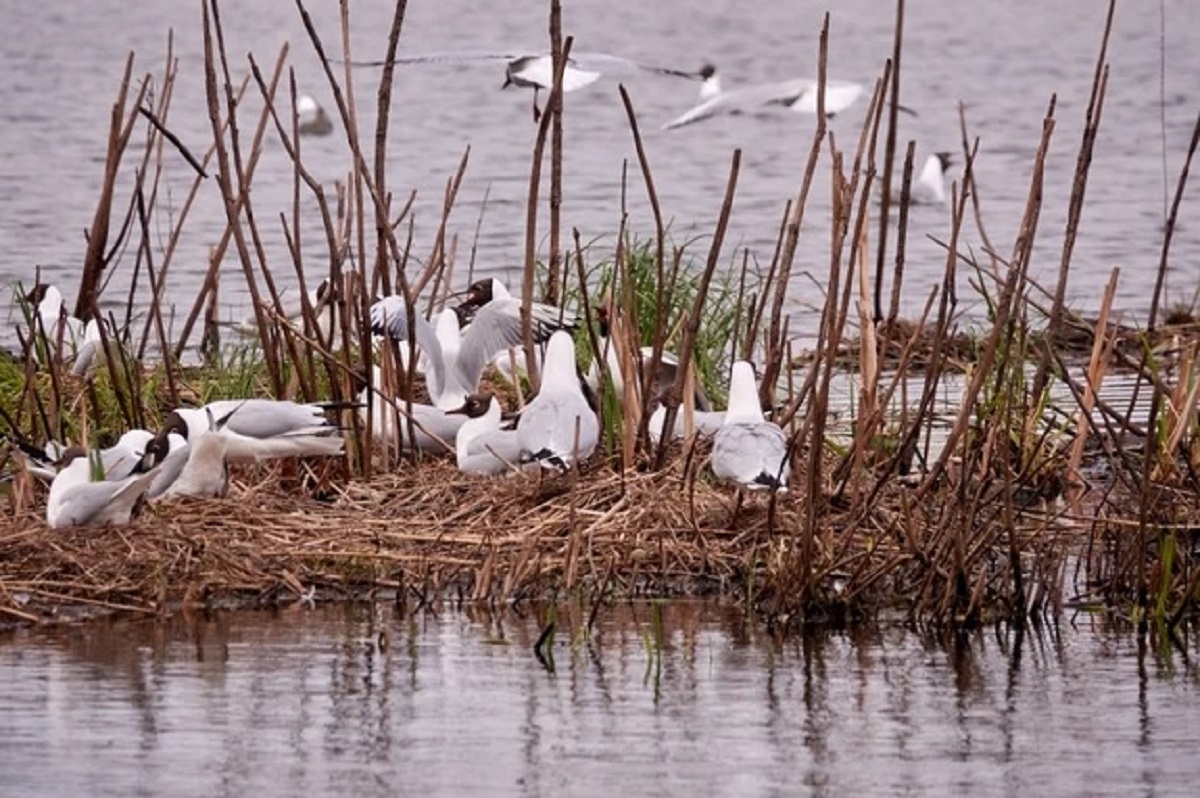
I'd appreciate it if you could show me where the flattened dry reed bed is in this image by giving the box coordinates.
[0,445,1153,630]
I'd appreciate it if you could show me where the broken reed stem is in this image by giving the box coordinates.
[873,0,905,324]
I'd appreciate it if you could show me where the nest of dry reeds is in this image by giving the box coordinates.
[0,454,806,624]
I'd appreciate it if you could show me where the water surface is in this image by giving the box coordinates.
[1,603,1198,796]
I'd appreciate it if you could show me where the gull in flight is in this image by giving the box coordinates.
[46,445,160,528]
[349,51,701,121]
[517,330,600,472]
[663,63,909,131]
[710,361,790,496]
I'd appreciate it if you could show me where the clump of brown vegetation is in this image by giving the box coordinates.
[2,0,1199,646]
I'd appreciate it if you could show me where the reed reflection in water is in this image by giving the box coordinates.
[1,603,1198,796]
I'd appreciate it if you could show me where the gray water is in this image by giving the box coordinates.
[1,603,1198,796]
[2,0,1199,344]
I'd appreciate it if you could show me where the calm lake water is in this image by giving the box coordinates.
[1,603,1198,797]
[2,0,1199,345]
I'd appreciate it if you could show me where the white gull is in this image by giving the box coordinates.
[663,63,871,131]
[156,399,345,462]
[517,330,600,471]
[710,361,790,492]
[46,445,160,528]
[447,393,525,475]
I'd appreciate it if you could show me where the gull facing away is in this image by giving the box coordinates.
[517,330,600,472]
[46,445,160,528]
[663,63,891,131]
[349,51,701,120]
[711,361,790,493]
[155,399,345,462]
[447,393,525,476]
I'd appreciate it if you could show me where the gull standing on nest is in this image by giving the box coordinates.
[711,361,790,501]
[517,331,599,472]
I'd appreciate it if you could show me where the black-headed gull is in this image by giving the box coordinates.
[144,411,230,500]
[22,283,104,371]
[447,392,524,475]
[710,361,789,492]
[663,63,870,131]
[155,399,345,462]
[350,51,701,121]
[98,429,156,481]
[517,330,600,471]
[46,445,160,528]
[359,365,466,454]
[373,281,575,409]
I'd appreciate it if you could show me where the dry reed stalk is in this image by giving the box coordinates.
[1028,0,1113,447]
[761,14,829,406]
[546,0,565,306]
[653,150,740,470]
[77,54,150,322]
[519,35,574,393]
[872,0,906,324]
[615,84,672,448]
[1065,269,1120,504]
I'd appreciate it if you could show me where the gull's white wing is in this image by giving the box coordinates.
[663,78,863,130]
[204,400,334,440]
[712,422,789,489]
[369,296,447,391]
